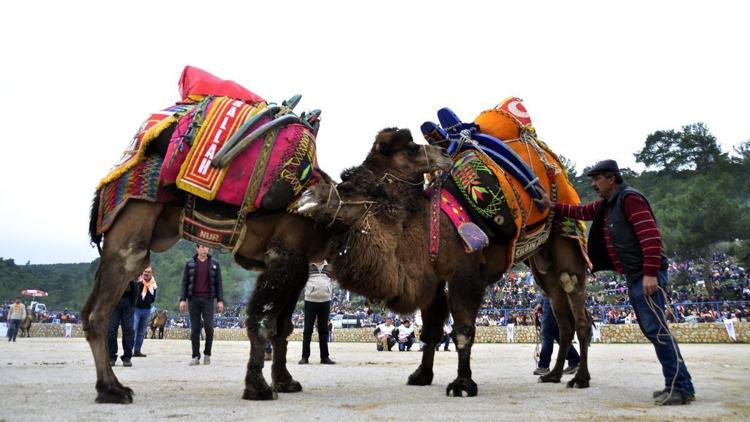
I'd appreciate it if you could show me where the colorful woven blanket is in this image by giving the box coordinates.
[423,97,590,270]
[174,97,264,200]
[474,97,581,229]
[93,67,320,247]
[98,103,196,189]
[473,97,590,268]
[97,154,166,234]
[161,96,317,211]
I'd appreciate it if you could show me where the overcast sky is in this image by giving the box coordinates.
[1,1,748,264]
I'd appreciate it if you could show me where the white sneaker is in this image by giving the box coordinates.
[190,357,200,366]
[203,355,211,365]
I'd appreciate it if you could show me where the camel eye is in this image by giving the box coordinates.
[406,143,419,154]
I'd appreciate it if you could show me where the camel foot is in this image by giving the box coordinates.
[274,379,303,393]
[95,380,134,404]
[567,376,590,389]
[446,377,478,397]
[242,382,278,401]
[538,372,562,383]
[407,366,434,386]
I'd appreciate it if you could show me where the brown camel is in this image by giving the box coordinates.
[19,315,32,337]
[297,128,591,396]
[83,124,451,403]
[149,309,168,339]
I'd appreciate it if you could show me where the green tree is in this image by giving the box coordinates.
[654,175,748,297]
[635,123,726,173]
[679,123,727,172]
[634,129,682,172]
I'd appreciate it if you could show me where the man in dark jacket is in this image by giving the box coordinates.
[180,244,224,366]
[132,266,157,357]
[537,159,695,405]
[108,280,136,367]
[533,295,579,376]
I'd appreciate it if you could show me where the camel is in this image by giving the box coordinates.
[297,127,591,396]
[19,315,32,337]
[83,125,451,404]
[149,309,168,339]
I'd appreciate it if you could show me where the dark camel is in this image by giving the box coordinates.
[19,315,32,337]
[298,128,591,396]
[83,125,451,403]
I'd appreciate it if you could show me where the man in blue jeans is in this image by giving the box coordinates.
[533,296,580,376]
[108,280,136,367]
[132,266,157,357]
[537,159,695,405]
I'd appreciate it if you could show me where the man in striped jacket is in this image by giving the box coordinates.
[537,159,695,406]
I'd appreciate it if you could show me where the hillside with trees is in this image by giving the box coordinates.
[1,241,259,312]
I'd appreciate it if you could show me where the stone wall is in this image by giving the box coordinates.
[22,322,748,343]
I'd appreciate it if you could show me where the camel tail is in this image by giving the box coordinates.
[89,190,102,255]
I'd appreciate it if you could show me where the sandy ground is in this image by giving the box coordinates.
[0,338,748,421]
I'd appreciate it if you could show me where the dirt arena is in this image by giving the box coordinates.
[1,338,748,421]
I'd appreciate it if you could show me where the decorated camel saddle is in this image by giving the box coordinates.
[422,97,589,270]
[95,66,321,251]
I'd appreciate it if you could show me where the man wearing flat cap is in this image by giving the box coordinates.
[537,159,695,406]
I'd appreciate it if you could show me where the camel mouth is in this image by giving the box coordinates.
[434,155,454,172]
[296,189,319,214]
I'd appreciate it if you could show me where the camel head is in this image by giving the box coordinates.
[297,167,389,227]
[364,127,453,182]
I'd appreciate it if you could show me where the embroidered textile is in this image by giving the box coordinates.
[439,189,489,253]
[180,196,247,252]
[97,154,165,234]
[98,103,196,189]
[176,97,263,200]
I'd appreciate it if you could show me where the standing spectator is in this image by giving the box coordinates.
[132,266,157,357]
[538,159,695,405]
[107,280,136,367]
[374,318,396,351]
[533,296,580,376]
[299,260,336,365]
[179,244,224,366]
[396,319,416,351]
[437,321,452,351]
[7,297,26,342]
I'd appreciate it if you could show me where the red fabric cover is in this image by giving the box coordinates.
[178,65,265,105]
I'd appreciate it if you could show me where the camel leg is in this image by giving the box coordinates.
[445,273,484,397]
[407,283,449,386]
[81,201,161,404]
[535,276,576,384]
[271,280,307,393]
[564,275,591,388]
[243,245,308,401]
[548,234,591,388]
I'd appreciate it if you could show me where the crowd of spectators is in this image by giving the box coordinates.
[0,303,78,325]
[6,254,745,330]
